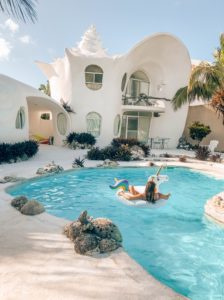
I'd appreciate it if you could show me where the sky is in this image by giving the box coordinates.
[0,0,223,88]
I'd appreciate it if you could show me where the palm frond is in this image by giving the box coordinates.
[188,81,215,102]
[189,63,222,99]
[171,86,188,111]
[0,0,37,23]
[210,89,224,124]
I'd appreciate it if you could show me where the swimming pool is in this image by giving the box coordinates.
[8,167,224,300]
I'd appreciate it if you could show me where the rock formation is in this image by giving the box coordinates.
[64,211,122,256]
[11,196,45,215]
[36,161,64,175]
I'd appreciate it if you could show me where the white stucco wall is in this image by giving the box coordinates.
[0,74,71,145]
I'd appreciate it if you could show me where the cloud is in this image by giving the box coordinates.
[5,18,19,33]
[0,38,12,60]
[19,35,31,44]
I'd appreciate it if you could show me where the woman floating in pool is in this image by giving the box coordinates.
[118,181,170,203]
[118,165,170,203]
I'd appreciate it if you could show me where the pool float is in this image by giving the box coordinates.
[113,173,169,208]
[109,178,129,191]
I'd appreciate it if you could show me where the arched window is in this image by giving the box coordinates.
[15,107,25,129]
[57,113,67,135]
[86,112,102,137]
[85,65,103,90]
[113,114,120,136]
[126,70,150,98]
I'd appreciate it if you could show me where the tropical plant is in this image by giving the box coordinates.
[189,121,211,145]
[60,99,75,113]
[39,81,51,97]
[65,132,96,148]
[172,33,224,123]
[195,146,211,161]
[73,157,85,168]
[0,0,37,22]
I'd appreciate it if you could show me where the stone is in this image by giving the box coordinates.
[92,218,122,242]
[99,238,120,253]
[64,211,123,256]
[20,200,45,215]
[36,161,64,175]
[11,196,28,211]
[74,233,99,255]
[97,159,119,168]
[2,176,25,183]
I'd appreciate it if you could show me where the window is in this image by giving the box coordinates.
[40,112,51,120]
[126,71,150,98]
[113,114,120,136]
[86,112,102,137]
[85,65,103,90]
[15,107,25,129]
[57,113,67,135]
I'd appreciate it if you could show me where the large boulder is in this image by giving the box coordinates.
[92,218,122,242]
[74,234,99,255]
[64,211,122,256]
[11,196,28,210]
[20,200,45,215]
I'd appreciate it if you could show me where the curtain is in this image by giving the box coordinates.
[57,113,67,135]
[86,112,101,137]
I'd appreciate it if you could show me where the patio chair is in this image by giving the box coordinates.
[206,140,219,153]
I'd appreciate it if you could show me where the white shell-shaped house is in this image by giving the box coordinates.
[37,26,191,147]
[0,74,70,145]
[0,26,191,148]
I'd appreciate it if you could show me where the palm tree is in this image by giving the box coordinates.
[39,81,51,97]
[0,0,37,23]
[172,33,224,122]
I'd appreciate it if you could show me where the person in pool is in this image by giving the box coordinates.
[118,180,170,203]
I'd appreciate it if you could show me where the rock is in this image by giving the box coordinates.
[99,238,120,253]
[36,168,47,175]
[92,218,122,242]
[74,233,99,255]
[97,159,119,168]
[78,210,89,224]
[64,211,123,256]
[20,200,45,215]
[36,161,64,175]
[130,145,145,160]
[11,196,28,211]
[0,176,25,183]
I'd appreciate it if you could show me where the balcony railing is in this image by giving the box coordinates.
[122,93,170,107]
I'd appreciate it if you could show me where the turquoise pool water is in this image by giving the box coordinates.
[8,167,224,300]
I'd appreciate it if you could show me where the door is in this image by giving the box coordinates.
[127,116,138,139]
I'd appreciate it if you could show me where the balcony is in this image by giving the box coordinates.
[121,93,166,113]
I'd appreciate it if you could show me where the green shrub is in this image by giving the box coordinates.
[189,122,211,145]
[111,138,150,157]
[87,145,132,161]
[87,147,104,160]
[0,141,39,164]
[65,132,96,147]
[66,132,79,145]
[195,146,211,160]
[76,133,96,145]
